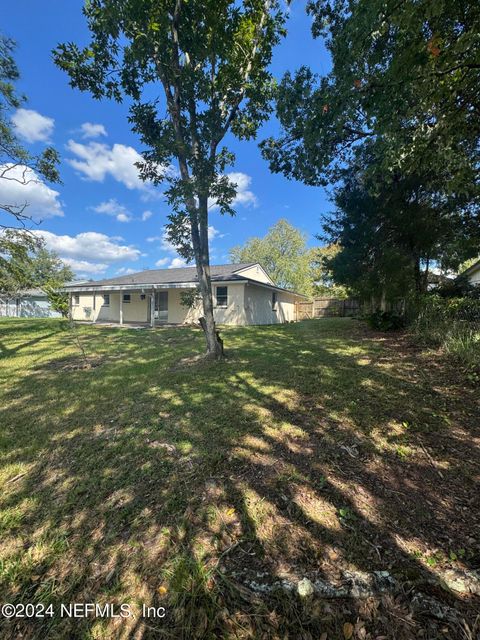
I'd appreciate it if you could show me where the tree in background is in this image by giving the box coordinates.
[24,247,74,289]
[312,244,348,298]
[230,219,316,297]
[0,239,73,314]
[1,34,60,228]
[0,229,40,295]
[321,142,479,306]
[54,0,287,359]
[261,1,480,304]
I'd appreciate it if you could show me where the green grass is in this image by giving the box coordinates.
[0,317,479,639]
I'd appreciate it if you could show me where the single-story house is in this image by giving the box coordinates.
[460,259,480,287]
[64,263,305,326]
[0,288,61,318]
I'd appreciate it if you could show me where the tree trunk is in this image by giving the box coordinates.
[192,198,224,359]
[413,256,422,293]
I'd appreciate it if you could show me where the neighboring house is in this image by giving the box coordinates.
[64,263,305,326]
[0,289,61,318]
[426,272,455,291]
[460,259,480,286]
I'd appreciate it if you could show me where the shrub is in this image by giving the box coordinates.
[412,296,480,382]
[367,310,406,331]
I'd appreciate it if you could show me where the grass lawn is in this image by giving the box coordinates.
[0,317,479,639]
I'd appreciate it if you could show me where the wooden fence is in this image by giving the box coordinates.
[295,297,360,320]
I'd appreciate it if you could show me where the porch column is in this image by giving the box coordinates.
[68,292,72,322]
[92,291,96,323]
[119,290,123,325]
[150,289,155,328]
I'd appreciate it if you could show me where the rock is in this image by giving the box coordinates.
[297,577,314,598]
[441,569,480,595]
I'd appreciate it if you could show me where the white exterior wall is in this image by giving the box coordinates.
[70,282,297,325]
[244,283,296,325]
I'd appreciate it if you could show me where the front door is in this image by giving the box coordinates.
[155,291,168,323]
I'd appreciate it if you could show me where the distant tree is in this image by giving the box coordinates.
[53,1,287,359]
[312,244,348,298]
[0,229,40,295]
[25,247,74,288]
[1,34,60,228]
[230,219,316,296]
[0,238,73,315]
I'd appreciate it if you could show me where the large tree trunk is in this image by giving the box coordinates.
[413,255,422,293]
[192,198,224,359]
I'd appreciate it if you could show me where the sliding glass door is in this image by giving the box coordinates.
[154,291,168,323]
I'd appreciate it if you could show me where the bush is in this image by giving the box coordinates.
[367,310,406,331]
[412,296,480,382]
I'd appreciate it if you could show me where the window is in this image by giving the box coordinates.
[73,294,80,306]
[122,293,131,303]
[216,286,228,307]
[103,294,110,306]
[140,294,146,300]
[272,291,278,310]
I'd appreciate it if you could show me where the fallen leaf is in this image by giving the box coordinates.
[343,622,354,640]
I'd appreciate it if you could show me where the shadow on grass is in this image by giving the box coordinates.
[0,318,479,638]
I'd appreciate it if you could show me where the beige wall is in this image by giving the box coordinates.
[236,264,273,284]
[165,285,246,325]
[71,282,297,325]
[244,283,297,325]
[71,292,148,323]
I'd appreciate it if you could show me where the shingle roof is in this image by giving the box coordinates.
[65,263,256,288]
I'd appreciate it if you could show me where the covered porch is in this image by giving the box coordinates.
[69,286,191,327]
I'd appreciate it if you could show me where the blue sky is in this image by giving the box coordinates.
[3,1,331,279]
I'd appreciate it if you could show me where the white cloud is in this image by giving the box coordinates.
[168,257,187,269]
[155,257,170,267]
[93,198,132,222]
[80,122,107,139]
[63,258,108,274]
[12,108,54,143]
[209,172,258,210]
[0,164,63,220]
[34,230,141,267]
[66,140,148,190]
[142,210,153,221]
[116,266,137,275]
[228,172,258,207]
[208,225,225,240]
[147,235,162,243]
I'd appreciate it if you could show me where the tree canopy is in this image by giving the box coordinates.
[54,0,287,358]
[230,219,316,296]
[1,34,60,228]
[0,238,73,297]
[261,0,480,304]
[262,0,480,193]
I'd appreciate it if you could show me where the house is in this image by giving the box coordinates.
[64,263,305,326]
[0,288,61,318]
[460,259,480,287]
